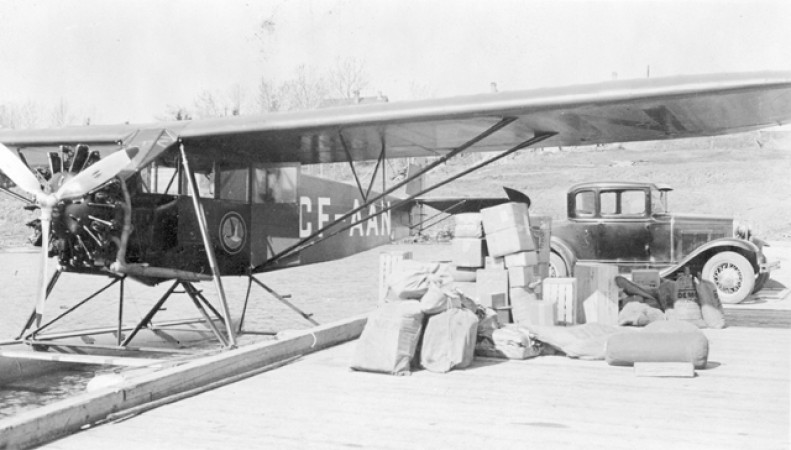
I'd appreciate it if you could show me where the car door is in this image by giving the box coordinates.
[564,188,598,260]
[595,189,651,263]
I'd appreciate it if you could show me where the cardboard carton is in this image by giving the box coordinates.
[476,268,509,305]
[504,250,539,267]
[481,202,530,234]
[508,266,536,287]
[452,238,485,268]
[486,224,535,257]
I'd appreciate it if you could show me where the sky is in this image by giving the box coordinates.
[0,0,789,125]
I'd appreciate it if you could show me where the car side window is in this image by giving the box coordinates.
[621,190,646,216]
[574,191,596,217]
[600,192,617,215]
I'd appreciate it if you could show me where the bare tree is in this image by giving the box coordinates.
[158,105,193,121]
[50,98,76,127]
[328,57,369,99]
[227,83,246,116]
[0,102,42,129]
[277,65,328,111]
[256,78,281,113]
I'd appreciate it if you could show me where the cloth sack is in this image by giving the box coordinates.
[351,301,425,375]
[666,299,707,328]
[618,302,665,327]
[420,307,479,373]
[605,321,709,369]
[521,323,628,360]
[475,325,541,360]
[387,260,444,299]
[695,279,726,329]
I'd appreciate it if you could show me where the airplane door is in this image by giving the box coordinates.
[250,165,301,269]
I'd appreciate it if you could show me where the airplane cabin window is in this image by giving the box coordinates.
[254,166,298,204]
[218,167,249,202]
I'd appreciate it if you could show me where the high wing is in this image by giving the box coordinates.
[1,71,790,169]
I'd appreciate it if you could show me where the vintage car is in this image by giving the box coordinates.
[548,182,776,304]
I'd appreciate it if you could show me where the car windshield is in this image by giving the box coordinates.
[651,188,666,214]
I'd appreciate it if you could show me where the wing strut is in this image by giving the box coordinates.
[255,117,519,271]
[180,143,237,348]
[256,129,556,271]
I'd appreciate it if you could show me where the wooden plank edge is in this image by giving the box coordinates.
[0,313,368,450]
[634,362,695,377]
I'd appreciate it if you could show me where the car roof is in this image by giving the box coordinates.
[569,181,673,191]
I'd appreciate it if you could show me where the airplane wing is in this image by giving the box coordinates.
[1,71,790,169]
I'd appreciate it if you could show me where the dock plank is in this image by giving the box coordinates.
[40,325,789,450]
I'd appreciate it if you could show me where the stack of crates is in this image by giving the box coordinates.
[480,202,555,326]
[450,213,486,285]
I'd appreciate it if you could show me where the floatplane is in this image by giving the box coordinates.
[0,71,789,367]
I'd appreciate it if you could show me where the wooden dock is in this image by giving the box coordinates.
[35,322,789,450]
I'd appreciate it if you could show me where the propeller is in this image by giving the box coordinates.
[0,143,138,327]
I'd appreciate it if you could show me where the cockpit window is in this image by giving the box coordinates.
[253,165,298,204]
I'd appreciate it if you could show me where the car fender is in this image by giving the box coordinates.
[659,237,763,279]
[550,237,577,274]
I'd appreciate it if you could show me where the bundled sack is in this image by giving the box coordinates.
[695,278,726,329]
[387,260,446,300]
[420,307,479,373]
[476,325,541,360]
[523,323,629,360]
[618,302,665,327]
[476,307,501,341]
[351,301,425,375]
[615,276,663,310]
[605,320,709,369]
[665,299,707,328]
[420,284,467,315]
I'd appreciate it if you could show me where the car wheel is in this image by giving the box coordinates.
[753,272,770,294]
[549,252,568,277]
[701,251,755,304]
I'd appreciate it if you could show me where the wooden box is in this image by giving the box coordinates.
[575,262,619,325]
[632,269,661,290]
[543,278,577,325]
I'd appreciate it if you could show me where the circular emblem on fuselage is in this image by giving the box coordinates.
[219,212,247,255]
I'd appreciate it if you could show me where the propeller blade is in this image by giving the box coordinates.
[55,147,139,200]
[34,212,52,326]
[0,143,44,197]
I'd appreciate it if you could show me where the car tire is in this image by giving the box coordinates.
[549,252,568,277]
[701,251,755,304]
